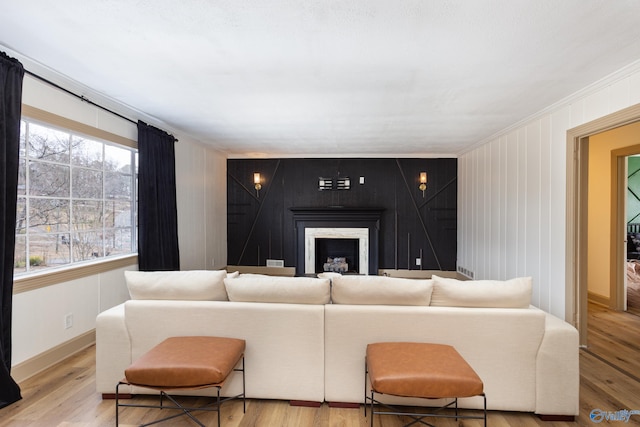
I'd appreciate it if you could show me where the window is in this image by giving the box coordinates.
[14,117,137,276]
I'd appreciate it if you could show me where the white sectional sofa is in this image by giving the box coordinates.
[95,270,579,418]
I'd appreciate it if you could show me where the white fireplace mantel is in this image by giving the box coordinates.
[291,207,383,276]
[304,227,369,275]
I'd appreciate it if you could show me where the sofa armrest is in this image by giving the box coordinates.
[535,310,579,416]
[96,303,131,395]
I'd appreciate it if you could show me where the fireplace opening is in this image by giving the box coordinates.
[315,238,359,274]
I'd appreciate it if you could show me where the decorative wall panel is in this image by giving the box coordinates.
[227,158,457,273]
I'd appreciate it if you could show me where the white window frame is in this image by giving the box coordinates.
[13,105,138,293]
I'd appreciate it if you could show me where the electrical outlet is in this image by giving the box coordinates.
[64,313,73,329]
[416,258,421,266]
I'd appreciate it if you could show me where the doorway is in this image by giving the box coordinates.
[625,155,640,316]
[567,103,640,346]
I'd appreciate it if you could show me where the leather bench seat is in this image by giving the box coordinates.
[366,342,483,399]
[124,336,245,389]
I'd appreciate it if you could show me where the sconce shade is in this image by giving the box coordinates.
[419,171,427,195]
[254,172,262,192]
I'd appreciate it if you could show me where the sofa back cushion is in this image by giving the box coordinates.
[125,270,229,301]
[331,275,433,305]
[430,275,532,308]
[224,276,331,304]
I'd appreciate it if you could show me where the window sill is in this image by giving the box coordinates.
[13,254,138,294]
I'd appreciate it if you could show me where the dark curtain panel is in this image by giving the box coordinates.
[137,121,180,271]
[0,51,24,408]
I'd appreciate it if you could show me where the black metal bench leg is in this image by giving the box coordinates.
[364,359,368,418]
[115,382,120,426]
[115,361,245,427]
[217,388,221,427]
[455,397,458,421]
[484,394,487,427]
[370,390,375,427]
[242,357,246,413]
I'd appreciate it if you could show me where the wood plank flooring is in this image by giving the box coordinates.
[1,302,639,426]
[625,261,640,317]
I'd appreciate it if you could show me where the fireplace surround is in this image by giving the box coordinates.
[307,228,366,274]
[291,207,384,276]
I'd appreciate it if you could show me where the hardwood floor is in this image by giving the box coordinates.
[625,261,640,317]
[1,303,639,426]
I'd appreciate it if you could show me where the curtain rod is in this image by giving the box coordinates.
[25,69,137,125]
[24,69,178,142]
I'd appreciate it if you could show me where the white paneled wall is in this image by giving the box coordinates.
[205,151,228,270]
[175,140,207,270]
[458,61,640,320]
[174,139,227,271]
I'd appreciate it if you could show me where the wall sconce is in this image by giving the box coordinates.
[419,172,427,197]
[318,177,333,191]
[254,172,262,197]
[318,176,351,191]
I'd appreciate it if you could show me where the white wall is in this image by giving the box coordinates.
[458,61,640,320]
[11,69,227,367]
[175,139,228,270]
[12,265,132,365]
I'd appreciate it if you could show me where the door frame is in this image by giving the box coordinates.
[567,103,640,346]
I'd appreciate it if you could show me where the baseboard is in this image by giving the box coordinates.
[12,329,96,384]
[377,269,460,279]
[588,291,610,307]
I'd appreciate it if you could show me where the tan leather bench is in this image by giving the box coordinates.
[116,336,246,427]
[365,342,486,427]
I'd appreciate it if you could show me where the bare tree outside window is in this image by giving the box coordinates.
[14,119,137,274]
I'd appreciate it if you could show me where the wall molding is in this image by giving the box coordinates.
[14,255,138,294]
[12,330,95,384]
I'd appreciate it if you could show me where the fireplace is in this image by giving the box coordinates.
[316,238,359,274]
[306,228,368,274]
[291,207,383,276]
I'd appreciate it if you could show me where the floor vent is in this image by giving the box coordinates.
[266,259,285,268]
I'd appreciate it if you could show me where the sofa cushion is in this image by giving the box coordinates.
[224,276,331,304]
[331,275,433,305]
[430,275,532,308]
[125,270,229,301]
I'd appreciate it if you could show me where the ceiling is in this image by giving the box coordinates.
[2,1,640,158]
